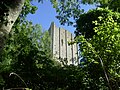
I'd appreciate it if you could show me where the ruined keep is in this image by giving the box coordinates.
[49,22,78,65]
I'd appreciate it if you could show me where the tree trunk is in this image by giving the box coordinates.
[0,0,25,52]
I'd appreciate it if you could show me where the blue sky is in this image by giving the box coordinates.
[27,1,96,34]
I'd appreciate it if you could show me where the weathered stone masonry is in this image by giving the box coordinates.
[49,22,78,65]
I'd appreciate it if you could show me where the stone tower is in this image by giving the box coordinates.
[49,22,78,65]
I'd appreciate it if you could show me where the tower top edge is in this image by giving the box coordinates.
[51,21,55,26]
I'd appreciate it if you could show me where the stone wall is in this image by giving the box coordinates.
[48,22,78,65]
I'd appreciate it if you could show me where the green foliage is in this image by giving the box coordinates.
[76,7,120,39]
[0,20,54,89]
[75,8,120,89]
[0,0,39,67]
[1,0,120,90]
[52,0,110,25]
[98,0,120,12]
[54,0,83,26]
[21,0,38,17]
[53,0,120,26]
[76,8,110,38]
[0,1,51,87]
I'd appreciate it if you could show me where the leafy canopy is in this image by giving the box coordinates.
[75,8,120,89]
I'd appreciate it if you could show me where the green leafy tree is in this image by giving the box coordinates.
[0,0,38,88]
[0,20,53,89]
[53,0,120,26]
[75,8,120,90]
